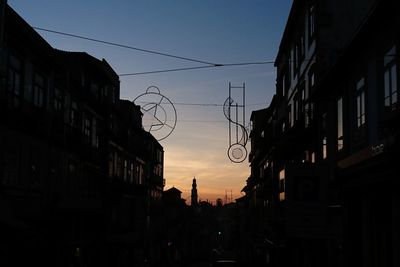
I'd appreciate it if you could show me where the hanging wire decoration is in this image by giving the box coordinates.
[133,86,177,141]
[223,83,249,163]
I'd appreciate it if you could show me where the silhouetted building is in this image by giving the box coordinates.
[163,186,184,205]
[243,0,400,266]
[0,4,164,267]
[316,1,400,265]
[191,176,198,206]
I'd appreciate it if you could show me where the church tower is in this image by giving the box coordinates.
[191,177,198,206]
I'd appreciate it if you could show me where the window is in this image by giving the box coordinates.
[299,34,306,63]
[305,150,315,163]
[337,97,344,151]
[129,163,134,183]
[293,46,298,77]
[305,102,314,128]
[309,69,315,89]
[384,45,398,111]
[294,95,299,122]
[54,88,63,112]
[297,82,306,123]
[7,54,22,106]
[155,164,163,177]
[123,160,127,182]
[308,5,315,42]
[90,82,99,100]
[156,149,163,163]
[33,73,45,107]
[92,118,99,148]
[108,154,114,178]
[288,104,293,127]
[322,137,328,159]
[356,78,366,128]
[279,169,285,201]
[70,101,78,128]
[83,115,91,141]
[110,86,116,104]
[135,163,144,185]
[322,113,328,159]
[115,152,121,177]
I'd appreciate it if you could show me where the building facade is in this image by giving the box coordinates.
[245,0,400,266]
[0,4,164,267]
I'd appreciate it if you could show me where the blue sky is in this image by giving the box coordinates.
[8,0,293,203]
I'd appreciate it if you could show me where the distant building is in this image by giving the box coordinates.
[163,186,183,203]
[191,177,198,206]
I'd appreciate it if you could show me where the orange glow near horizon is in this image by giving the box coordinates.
[163,129,249,205]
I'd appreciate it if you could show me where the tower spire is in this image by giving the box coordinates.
[191,176,198,206]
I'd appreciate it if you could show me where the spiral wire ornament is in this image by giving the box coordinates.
[223,83,249,163]
[133,86,177,141]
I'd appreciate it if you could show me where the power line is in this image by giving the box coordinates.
[119,61,275,76]
[33,27,275,76]
[174,120,227,123]
[33,26,217,65]
[119,65,217,76]
[135,101,267,107]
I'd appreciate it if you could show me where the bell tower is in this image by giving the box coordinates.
[191,177,198,206]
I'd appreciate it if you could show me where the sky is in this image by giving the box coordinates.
[8,0,293,204]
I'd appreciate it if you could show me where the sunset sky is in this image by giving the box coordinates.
[8,0,292,204]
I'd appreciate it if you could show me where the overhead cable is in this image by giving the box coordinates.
[33,26,217,65]
[135,101,267,107]
[119,61,275,76]
[33,27,275,76]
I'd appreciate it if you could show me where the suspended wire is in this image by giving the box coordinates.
[119,61,275,76]
[135,101,267,107]
[33,26,217,65]
[119,65,217,76]
[173,120,227,123]
[33,27,275,76]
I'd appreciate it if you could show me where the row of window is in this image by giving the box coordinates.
[1,145,100,198]
[6,53,117,111]
[283,44,398,160]
[5,53,123,149]
[332,45,398,155]
[282,4,316,98]
[108,151,145,185]
[276,44,398,202]
[284,69,315,131]
[67,161,102,198]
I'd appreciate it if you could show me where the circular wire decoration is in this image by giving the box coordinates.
[227,143,248,163]
[133,86,177,141]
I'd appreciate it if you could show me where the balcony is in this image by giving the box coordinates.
[278,163,328,238]
[279,117,317,156]
[381,102,400,129]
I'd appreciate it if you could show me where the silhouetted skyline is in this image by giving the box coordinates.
[7,0,293,201]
